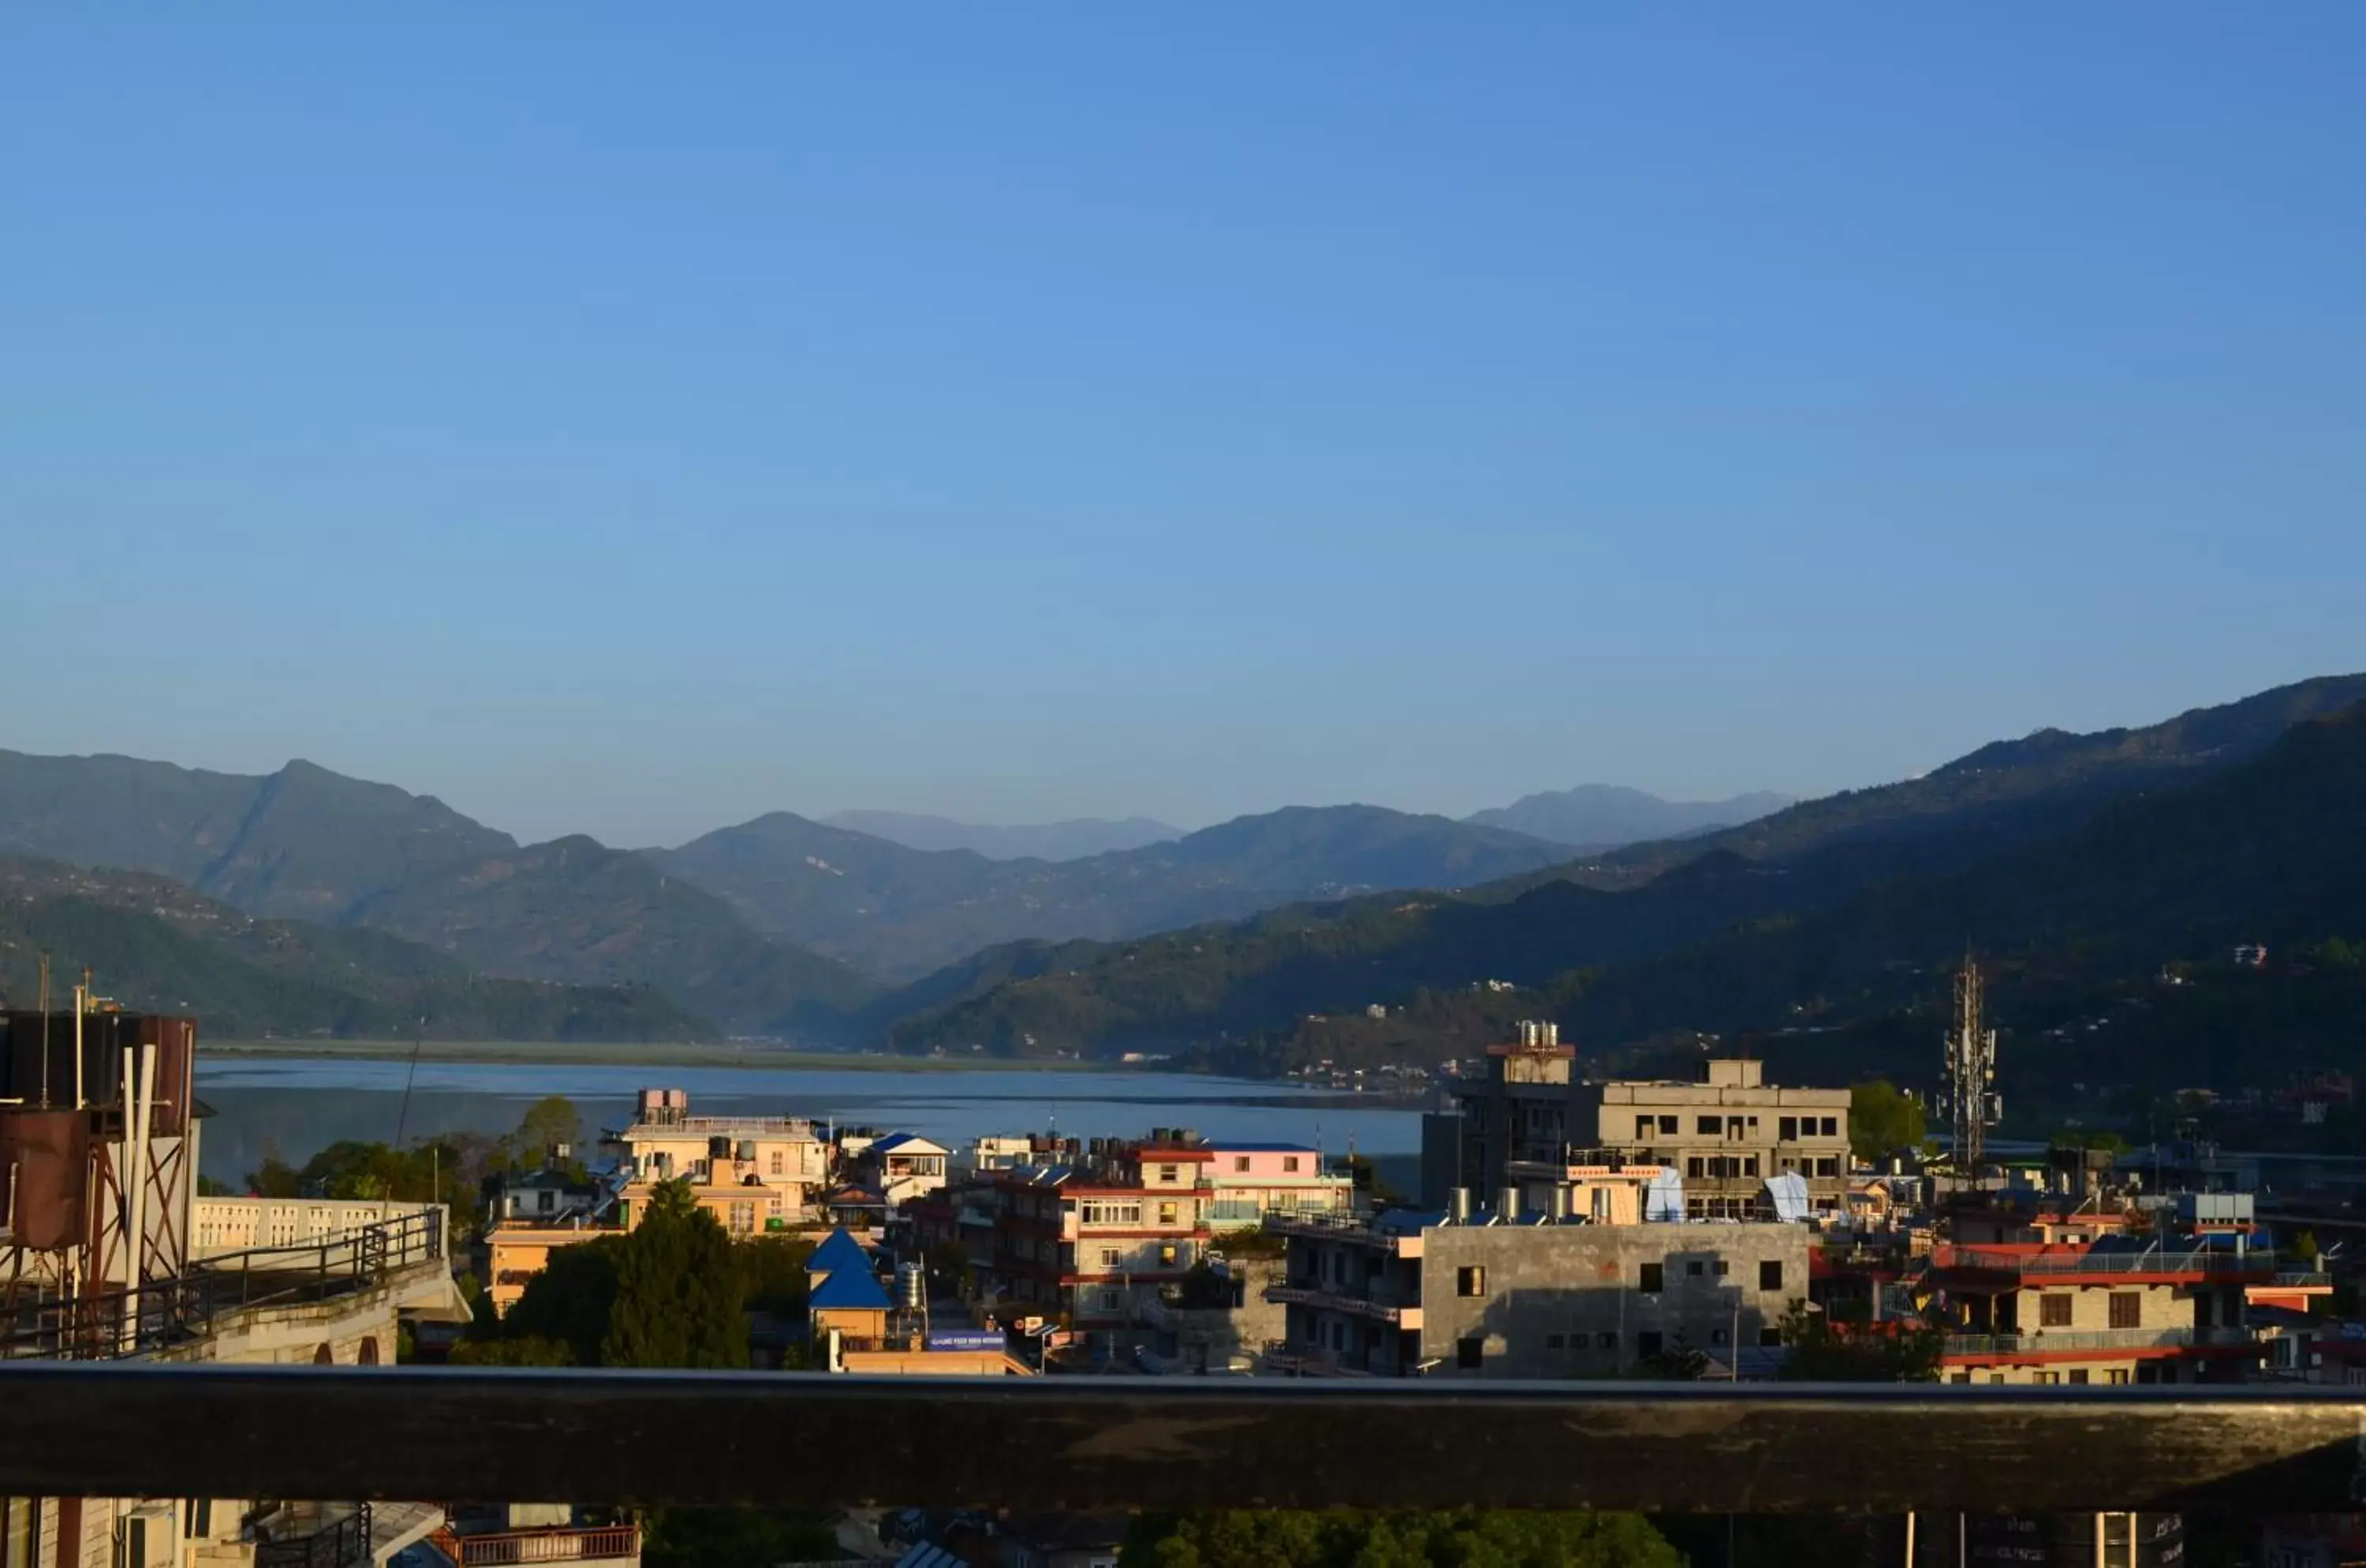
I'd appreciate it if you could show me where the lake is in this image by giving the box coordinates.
[192,1056,1427,1188]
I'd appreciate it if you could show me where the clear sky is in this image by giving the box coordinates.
[5,7,2361,848]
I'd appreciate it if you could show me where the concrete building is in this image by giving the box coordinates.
[1424,1029,1854,1221]
[864,1132,951,1209]
[1266,1208,1809,1378]
[1569,1058,1853,1219]
[984,1136,1215,1348]
[606,1088,830,1233]
[1201,1141,1353,1226]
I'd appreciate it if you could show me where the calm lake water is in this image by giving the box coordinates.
[192,1057,1427,1188]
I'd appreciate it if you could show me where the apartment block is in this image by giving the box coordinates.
[1267,1208,1808,1378]
[984,1136,1215,1345]
[605,1088,830,1234]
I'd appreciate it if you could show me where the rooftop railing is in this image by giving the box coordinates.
[6,1364,2366,1514]
[1939,1245,2276,1277]
[1942,1326,2258,1357]
[0,1208,445,1361]
[430,1524,641,1566]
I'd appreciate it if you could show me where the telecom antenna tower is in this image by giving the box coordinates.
[1943,955,2000,1174]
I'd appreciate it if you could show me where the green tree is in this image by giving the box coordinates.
[503,1096,587,1172]
[1776,1300,1942,1383]
[737,1235,818,1316]
[601,1180,748,1370]
[448,1334,574,1367]
[1848,1080,1925,1164]
[1121,1509,1682,1567]
[501,1237,625,1366]
[640,1508,839,1568]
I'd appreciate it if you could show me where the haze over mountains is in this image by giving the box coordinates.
[2,671,2361,1070]
[1464,786,1792,849]
[819,812,1182,861]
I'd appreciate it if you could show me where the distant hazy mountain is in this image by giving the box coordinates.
[649,804,1573,979]
[1465,785,1792,849]
[0,752,870,1034]
[820,810,1181,861]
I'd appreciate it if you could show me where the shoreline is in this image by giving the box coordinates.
[203,1039,1130,1073]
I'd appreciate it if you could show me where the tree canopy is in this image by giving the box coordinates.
[1121,1509,1681,1568]
[1848,1080,1925,1164]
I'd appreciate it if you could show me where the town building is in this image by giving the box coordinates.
[1424,1029,1855,1221]
[1267,1205,1808,1378]
[605,1088,831,1234]
[1201,1141,1353,1226]
[1928,1193,2275,1386]
[864,1132,951,1208]
[983,1133,1215,1351]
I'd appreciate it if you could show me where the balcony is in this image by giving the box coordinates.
[1942,1327,2260,1358]
[15,1362,2366,1515]
[1265,1280,1423,1330]
[431,1525,641,1566]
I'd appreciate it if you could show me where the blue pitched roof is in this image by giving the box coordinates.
[809,1264,893,1312]
[869,1131,943,1154]
[807,1228,871,1277]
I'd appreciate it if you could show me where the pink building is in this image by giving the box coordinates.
[1203,1141,1355,1226]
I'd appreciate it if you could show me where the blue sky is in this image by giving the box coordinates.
[6,7,2361,847]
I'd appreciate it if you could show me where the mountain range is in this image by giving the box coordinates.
[819,812,1181,861]
[883,673,2366,1059]
[4,670,2362,1066]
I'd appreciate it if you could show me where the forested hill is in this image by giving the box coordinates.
[883,696,2366,1064]
[0,857,716,1043]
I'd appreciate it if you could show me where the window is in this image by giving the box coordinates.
[1159,1164,1180,1183]
[1158,1201,1178,1226]
[2068,1370,2090,1385]
[1779,1116,1798,1141]
[1457,1265,1487,1297]
[1687,1260,1704,1277]
[770,1150,784,1176]
[1659,1115,1678,1134]
[2107,1368,2132,1385]
[1988,1372,2006,1385]
[1233,1156,1250,1173]
[1283,1156,1301,1173]
[1746,1116,1759,1130]
[1820,1117,1838,1137]
[1697,1115,1722,1135]
[1815,1158,1839,1178]
[1079,1200,1143,1226]
[1545,1333,1566,1351]
[1636,1331,1663,1359]
[1743,1156,1759,1177]
[2040,1294,2073,1327]
[1950,1371,1972,1384]
[1759,1260,1784,1291]
[1159,1245,1179,1267]
[1636,1116,1655,1140]
[1597,1331,1618,1350]
[1714,1260,1729,1277]
[1687,1158,1704,1178]
[2032,1371,2061,1386]
[1457,1337,1484,1369]
[2110,1292,2142,1329]
[729,1201,756,1235]
[1639,1262,1663,1294]
[1099,1248,1121,1268]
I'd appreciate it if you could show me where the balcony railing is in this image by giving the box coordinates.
[1943,1326,2258,1357]
[11,1363,2366,1514]
[256,1503,371,1568]
[1938,1245,2275,1277]
[431,1525,641,1566]
[0,1208,446,1361]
